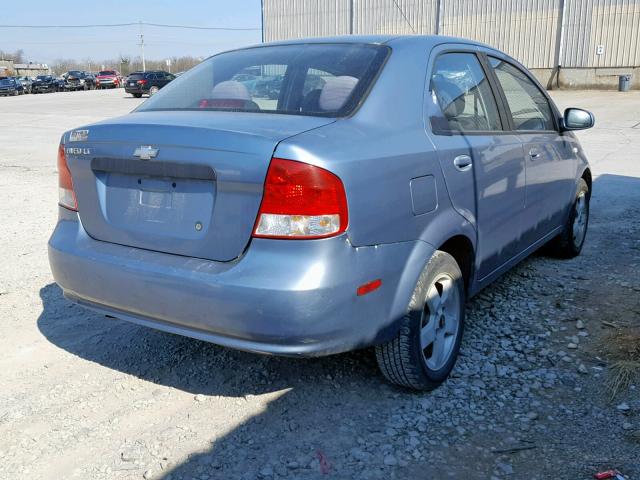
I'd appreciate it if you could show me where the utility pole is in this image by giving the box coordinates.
[435,0,442,35]
[349,0,354,34]
[139,21,146,72]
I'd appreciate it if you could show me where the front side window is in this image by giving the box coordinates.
[429,52,502,133]
[137,43,389,117]
[489,57,555,131]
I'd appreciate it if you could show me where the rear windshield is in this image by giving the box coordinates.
[37,76,51,80]
[137,43,390,117]
[99,71,115,76]
[0,79,12,86]
[128,73,144,80]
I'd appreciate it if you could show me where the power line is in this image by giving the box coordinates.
[0,21,260,31]
[0,22,138,29]
[391,0,416,34]
[143,22,260,31]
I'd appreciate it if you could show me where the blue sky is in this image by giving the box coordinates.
[1,0,263,63]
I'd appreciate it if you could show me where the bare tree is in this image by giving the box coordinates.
[0,49,25,63]
[49,55,202,76]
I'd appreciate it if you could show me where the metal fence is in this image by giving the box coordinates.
[262,0,640,69]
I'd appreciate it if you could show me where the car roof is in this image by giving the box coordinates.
[253,34,490,50]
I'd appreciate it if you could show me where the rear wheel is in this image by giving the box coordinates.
[133,93,142,98]
[149,86,159,96]
[546,178,590,258]
[375,250,465,391]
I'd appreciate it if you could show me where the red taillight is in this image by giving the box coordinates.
[57,144,77,211]
[252,158,348,239]
[137,79,147,85]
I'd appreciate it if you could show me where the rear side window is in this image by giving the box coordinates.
[429,53,502,134]
[489,57,555,131]
[137,43,390,117]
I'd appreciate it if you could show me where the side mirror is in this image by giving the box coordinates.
[563,108,595,131]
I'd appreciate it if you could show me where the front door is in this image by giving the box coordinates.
[487,57,576,246]
[426,49,526,280]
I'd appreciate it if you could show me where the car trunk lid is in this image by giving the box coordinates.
[66,111,335,262]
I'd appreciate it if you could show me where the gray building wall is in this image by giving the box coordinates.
[262,0,640,89]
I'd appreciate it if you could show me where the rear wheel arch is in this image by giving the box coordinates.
[437,235,475,294]
[381,232,475,346]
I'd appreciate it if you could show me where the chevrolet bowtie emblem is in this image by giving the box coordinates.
[133,145,158,160]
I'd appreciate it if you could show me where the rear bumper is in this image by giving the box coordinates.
[48,208,433,356]
[125,86,145,94]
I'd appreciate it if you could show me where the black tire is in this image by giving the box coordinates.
[546,178,590,258]
[133,93,142,98]
[375,250,465,391]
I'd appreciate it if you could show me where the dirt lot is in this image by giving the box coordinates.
[0,88,639,480]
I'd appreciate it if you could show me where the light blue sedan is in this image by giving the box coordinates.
[49,36,593,390]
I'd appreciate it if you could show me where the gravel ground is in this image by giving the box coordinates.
[0,88,639,480]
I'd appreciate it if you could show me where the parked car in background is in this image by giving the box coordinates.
[49,37,594,390]
[0,77,20,96]
[17,76,32,94]
[64,71,96,91]
[124,71,176,97]
[96,70,121,89]
[12,77,25,95]
[252,74,284,100]
[31,75,58,93]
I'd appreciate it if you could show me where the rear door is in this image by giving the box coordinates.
[146,73,158,89]
[156,72,168,87]
[426,46,526,280]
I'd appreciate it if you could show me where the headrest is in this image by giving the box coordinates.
[318,76,358,111]
[211,80,251,100]
[432,76,466,118]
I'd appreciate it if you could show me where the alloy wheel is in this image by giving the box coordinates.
[420,273,461,371]
[572,192,588,247]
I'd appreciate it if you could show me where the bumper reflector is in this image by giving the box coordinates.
[357,279,382,296]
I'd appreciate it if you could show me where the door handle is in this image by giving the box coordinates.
[529,149,541,159]
[453,155,472,172]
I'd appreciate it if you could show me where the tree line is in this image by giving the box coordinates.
[0,49,25,63]
[49,55,203,76]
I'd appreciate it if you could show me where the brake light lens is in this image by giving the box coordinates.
[137,79,147,85]
[57,144,77,211]
[253,158,348,239]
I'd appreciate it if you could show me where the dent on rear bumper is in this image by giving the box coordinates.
[48,210,434,356]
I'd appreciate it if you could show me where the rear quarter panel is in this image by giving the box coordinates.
[275,40,474,251]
